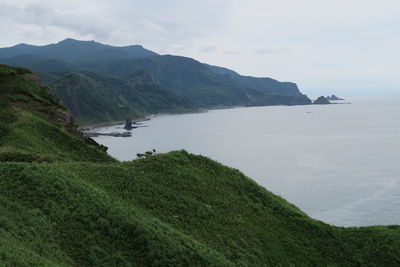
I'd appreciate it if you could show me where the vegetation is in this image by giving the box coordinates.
[2,153,400,266]
[47,71,196,126]
[0,38,157,62]
[0,39,311,126]
[0,64,113,162]
[1,63,400,266]
[136,149,157,159]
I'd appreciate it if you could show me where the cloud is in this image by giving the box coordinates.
[223,51,241,55]
[255,48,291,54]
[198,46,218,53]
[0,0,231,47]
[0,0,399,95]
[0,1,112,43]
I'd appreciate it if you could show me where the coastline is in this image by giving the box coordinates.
[78,117,151,131]
[80,105,246,138]
[78,108,209,132]
[78,101,323,132]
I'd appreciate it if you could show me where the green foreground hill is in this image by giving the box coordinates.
[1,64,400,266]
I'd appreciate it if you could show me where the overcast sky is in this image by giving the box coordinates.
[1,0,399,96]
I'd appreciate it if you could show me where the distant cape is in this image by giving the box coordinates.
[0,38,312,125]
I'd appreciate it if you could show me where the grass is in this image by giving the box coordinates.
[0,64,114,162]
[1,152,400,266]
[0,63,400,266]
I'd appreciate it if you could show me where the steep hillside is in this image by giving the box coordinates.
[206,63,302,96]
[0,39,311,126]
[68,54,312,107]
[0,54,75,72]
[2,151,400,266]
[1,64,400,266]
[46,71,196,125]
[0,64,113,162]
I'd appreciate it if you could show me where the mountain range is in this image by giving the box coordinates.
[0,39,311,125]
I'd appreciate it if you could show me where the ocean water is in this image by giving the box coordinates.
[92,96,400,226]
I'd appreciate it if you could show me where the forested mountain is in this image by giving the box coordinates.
[0,39,311,125]
[0,38,157,62]
[45,71,196,125]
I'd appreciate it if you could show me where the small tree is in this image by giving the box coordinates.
[137,149,157,159]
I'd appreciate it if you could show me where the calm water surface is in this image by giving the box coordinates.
[92,96,400,226]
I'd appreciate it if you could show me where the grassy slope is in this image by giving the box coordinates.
[1,64,400,266]
[0,64,113,162]
[1,152,400,266]
[45,71,197,126]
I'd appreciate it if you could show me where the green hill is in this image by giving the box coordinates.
[46,71,196,126]
[1,64,400,266]
[0,64,113,162]
[0,39,311,126]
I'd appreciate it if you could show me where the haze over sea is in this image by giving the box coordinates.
[92,96,400,227]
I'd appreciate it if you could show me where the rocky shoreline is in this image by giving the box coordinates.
[79,118,150,132]
[81,118,150,138]
[83,131,133,138]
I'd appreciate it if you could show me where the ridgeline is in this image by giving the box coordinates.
[1,64,400,266]
[0,39,311,126]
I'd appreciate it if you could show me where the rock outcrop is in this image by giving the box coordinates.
[313,96,331,104]
[326,95,344,101]
[124,119,133,130]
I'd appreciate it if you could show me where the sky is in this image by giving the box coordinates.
[0,0,399,96]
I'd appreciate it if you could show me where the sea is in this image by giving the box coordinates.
[91,96,400,227]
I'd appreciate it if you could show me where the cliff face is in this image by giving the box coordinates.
[289,94,313,105]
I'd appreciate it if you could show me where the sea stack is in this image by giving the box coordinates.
[313,96,331,104]
[124,119,133,130]
[326,95,344,101]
